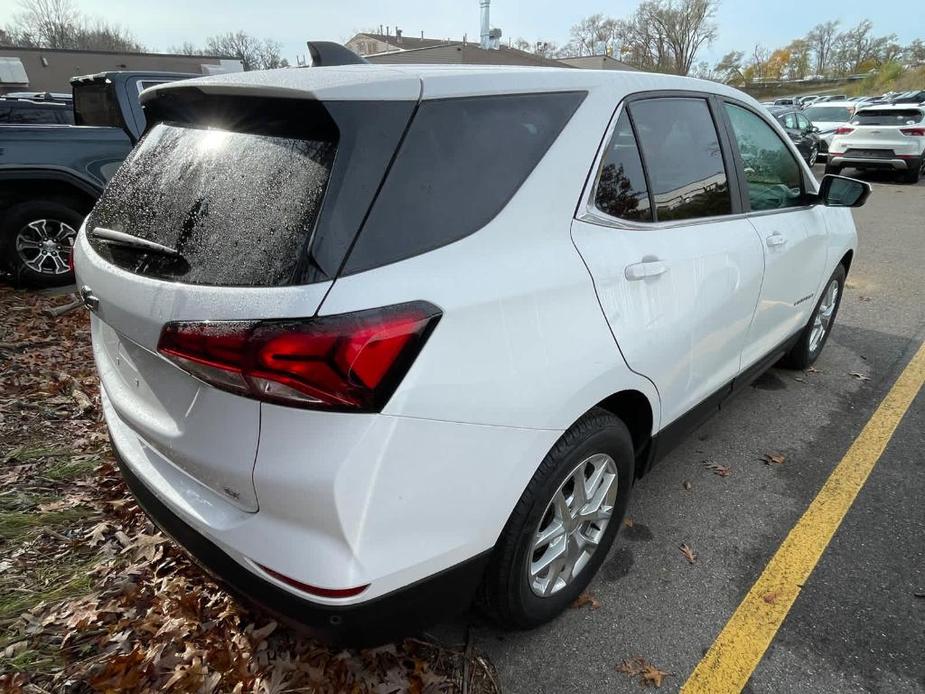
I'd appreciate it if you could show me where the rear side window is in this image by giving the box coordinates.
[852,109,924,125]
[88,123,336,286]
[343,92,585,275]
[3,105,61,124]
[74,84,124,127]
[593,111,651,221]
[628,97,731,222]
[724,103,804,212]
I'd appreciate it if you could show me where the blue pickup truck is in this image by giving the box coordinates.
[0,71,192,286]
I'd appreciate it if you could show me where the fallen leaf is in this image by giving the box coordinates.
[616,657,671,688]
[858,295,872,302]
[850,371,871,382]
[762,589,783,604]
[679,544,697,564]
[805,366,818,373]
[572,591,602,610]
[704,462,731,477]
[623,517,635,528]
[682,480,692,490]
[762,452,786,465]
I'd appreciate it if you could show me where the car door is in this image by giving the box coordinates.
[721,101,829,371]
[571,95,765,429]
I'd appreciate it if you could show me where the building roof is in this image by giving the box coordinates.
[365,43,571,69]
[351,32,450,51]
[0,45,236,60]
[558,55,640,72]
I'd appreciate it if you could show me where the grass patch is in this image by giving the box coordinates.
[1,445,73,464]
[0,554,98,623]
[44,457,99,482]
[0,506,95,543]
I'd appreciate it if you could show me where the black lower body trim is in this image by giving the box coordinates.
[115,446,490,646]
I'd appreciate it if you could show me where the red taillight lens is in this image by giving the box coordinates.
[256,563,368,599]
[157,302,441,411]
[900,127,925,136]
[834,126,854,135]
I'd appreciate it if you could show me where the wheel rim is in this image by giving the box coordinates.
[15,219,77,276]
[809,147,818,166]
[809,279,839,354]
[527,453,619,597]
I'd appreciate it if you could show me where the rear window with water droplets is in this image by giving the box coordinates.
[87,123,336,286]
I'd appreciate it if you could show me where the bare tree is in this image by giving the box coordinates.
[617,0,718,75]
[204,31,288,70]
[713,50,745,84]
[805,21,839,75]
[569,14,619,57]
[906,39,925,66]
[3,0,142,51]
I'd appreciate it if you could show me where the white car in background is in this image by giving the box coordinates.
[826,104,925,183]
[74,63,871,644]
[803,101,858,158]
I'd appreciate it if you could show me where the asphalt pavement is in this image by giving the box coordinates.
[457,165,925,693]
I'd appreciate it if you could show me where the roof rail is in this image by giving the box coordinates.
[306,41,368,67]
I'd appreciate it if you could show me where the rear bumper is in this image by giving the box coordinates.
[116,445,491,645]
[828,155,916,170]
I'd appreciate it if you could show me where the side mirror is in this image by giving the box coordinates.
[810,125,820,133]
[817,174,871,208]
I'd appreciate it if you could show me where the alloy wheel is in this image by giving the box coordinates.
[809,278,839,354]
[808,147,818,167]
[527,453,618,597]
[15,219,77,276]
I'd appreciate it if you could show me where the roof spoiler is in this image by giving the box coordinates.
[306,41,368,67]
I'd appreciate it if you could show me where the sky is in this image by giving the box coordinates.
[1,0,923,66]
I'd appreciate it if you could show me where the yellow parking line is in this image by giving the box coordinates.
[682,340,925,694]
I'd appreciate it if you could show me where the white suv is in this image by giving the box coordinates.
[74,64,870,644]
[826,103,925,183]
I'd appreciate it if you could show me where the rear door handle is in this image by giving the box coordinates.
[625,257,668,281]
[766,232,787,248]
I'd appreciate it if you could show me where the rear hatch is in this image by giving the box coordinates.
[76,84,418,510]
[839,107,925,158]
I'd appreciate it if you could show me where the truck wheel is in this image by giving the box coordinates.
[1,200,85,287]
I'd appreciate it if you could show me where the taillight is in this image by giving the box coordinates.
[834,126,854,135]
[900,127,925,136]
[256,563,368,599]
[157,302,441,411]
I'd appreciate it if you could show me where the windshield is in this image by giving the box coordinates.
[803,106,853,123]
[852,109,924,126]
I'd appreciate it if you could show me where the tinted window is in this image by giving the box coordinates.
[74,84,123,127]
[802,106,853,122]
[628,98,731,221]
[594,111,651,221]
[5,105,60,124]
[724,103,804,212]
[852,109,924,125]
[88,123,336,286]
[344,92,585,274]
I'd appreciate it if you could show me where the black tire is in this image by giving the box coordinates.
[900,158,923,184]
[781,263,846,370]
[0,200,84,287]
[824,162,841,176]
[481,408,634,629]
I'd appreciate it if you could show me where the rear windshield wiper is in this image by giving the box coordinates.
[89,227,181,257]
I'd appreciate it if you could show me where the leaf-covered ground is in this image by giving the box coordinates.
[0,286,498,693]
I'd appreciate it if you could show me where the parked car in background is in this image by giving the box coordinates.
[803,101,858,158]
[889,90,925,105]
[826,104,925,183]
[0,95,74,125]
[768,106,822,165]
[774,97,796,106]
[816,95,848,103]
[75,62,869,644]
[0,71,191,286]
